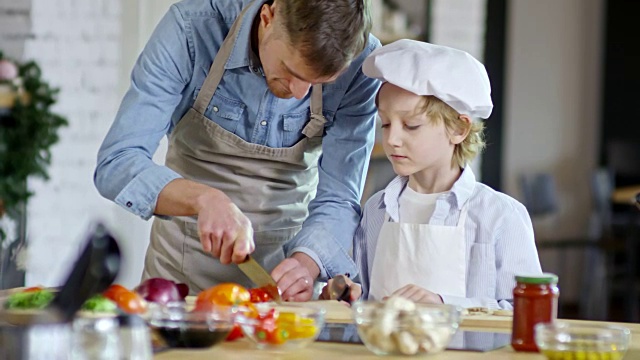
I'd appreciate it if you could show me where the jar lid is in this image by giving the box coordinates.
[515,273,558,284]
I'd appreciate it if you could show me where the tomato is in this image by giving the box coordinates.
[196,283,251,308]
[114,291,147,314]
[23,286,44,293]
[249,287,273,303]
[103,284,146,314]
[225,324,244,341]
[103,284,128,300]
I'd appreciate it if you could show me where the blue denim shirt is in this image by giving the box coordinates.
[94,0,382,279]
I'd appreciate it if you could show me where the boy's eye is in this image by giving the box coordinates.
[380,123,390,129]
[404,125,421,130]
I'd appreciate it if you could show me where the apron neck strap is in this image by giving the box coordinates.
[193,1,254,114]
[301,84,326,138]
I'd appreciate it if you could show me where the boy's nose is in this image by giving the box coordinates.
[386,126,402,147]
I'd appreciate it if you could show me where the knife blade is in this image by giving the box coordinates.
[237,255,283,303]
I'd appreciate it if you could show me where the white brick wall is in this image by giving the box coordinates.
[431,0,488,60]
[0,0,31,59]
[18,0,124,286]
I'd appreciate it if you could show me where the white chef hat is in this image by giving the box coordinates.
[363,39,493,119]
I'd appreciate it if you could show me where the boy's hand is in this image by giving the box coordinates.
[319,275,362,305]
[386,284,443,304]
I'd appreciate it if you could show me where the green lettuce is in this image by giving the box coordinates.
[4,289,55,309]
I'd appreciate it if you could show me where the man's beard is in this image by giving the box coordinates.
[266,78,293,99]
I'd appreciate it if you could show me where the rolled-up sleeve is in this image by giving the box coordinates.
[285,39,382,279]
[94,5,193,220]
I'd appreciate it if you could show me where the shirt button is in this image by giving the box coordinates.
[251,66,259,73]
[126,201,133,208]
[212,106,219,112]
[260,120,267,126]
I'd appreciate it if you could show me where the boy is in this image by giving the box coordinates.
[323,40,542,309]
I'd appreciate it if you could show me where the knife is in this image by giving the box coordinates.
[237,255,283,303]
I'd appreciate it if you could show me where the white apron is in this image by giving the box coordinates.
[368,201,469,300]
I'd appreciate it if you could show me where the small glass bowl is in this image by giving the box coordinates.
[236,303,325,351]
[535,322,631,360]
[146,301,234,349]
[353,300,461,356]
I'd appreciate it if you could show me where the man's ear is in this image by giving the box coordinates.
[259,1,277,30]
[450,115,472,145]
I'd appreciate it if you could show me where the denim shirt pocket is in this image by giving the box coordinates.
[282,109,310,147]
[197,90,245,134]
[467,243,497,296]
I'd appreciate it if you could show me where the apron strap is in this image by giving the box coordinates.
[193,1,255,115]
[301,84,326,138]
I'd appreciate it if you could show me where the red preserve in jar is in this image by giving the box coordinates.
[511,273,559,352]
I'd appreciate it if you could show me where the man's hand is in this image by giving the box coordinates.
[271,253,319,302]
[195,190,255,264]
[386,284,444,304]
[319,275,362,305]
[155,179,255,264]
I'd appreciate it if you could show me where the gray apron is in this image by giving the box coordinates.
[142,3,326,294]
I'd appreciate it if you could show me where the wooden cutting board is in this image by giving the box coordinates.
[297,301,514,329]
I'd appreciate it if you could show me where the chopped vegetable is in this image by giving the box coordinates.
[81,295,118,313]
[249,287,273,303]
[4,289,54,310]
[225,324,244,341]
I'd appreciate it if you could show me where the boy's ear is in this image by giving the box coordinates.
[450,115,472,145]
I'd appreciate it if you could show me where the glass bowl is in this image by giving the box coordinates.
[146,301,235,349]
[353,298,462,356]
[236,303,325,351]
[535,322,631,360]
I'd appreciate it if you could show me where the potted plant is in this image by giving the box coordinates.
[0,51,68,249]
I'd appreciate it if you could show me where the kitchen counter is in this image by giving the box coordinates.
[155,301,640,360]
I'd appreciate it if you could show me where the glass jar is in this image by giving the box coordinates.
[511,273,559,352]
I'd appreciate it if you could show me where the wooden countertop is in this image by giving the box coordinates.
[155,301,640,359]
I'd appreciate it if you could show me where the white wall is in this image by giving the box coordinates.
[14,0,173,288]
[0,0,31,59]
[23,0,123,286]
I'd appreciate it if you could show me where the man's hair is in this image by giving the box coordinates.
[419,96,486,168]
[277,0,372,77]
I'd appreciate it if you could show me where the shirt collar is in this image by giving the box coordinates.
[378,167,477,221]
[225,0,265,70]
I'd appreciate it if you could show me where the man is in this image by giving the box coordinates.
[94,0,381,301]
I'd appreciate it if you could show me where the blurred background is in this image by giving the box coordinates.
[0,0,638,322]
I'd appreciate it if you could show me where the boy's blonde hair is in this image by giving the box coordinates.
[419,96,486,168]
